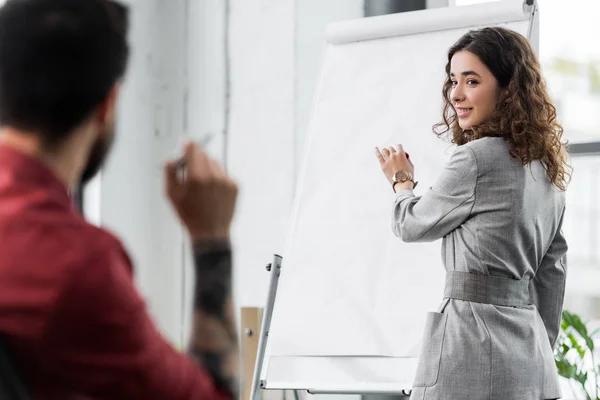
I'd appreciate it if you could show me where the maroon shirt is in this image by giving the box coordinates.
[0,144,228,399]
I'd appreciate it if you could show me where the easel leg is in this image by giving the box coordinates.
[250,255,283,400]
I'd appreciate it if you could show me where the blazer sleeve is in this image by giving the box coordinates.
[391,144,477,242]
[529,206,568,348]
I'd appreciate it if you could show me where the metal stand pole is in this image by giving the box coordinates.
[250,254,283,400]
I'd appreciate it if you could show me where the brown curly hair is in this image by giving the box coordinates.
[433,27,571,191]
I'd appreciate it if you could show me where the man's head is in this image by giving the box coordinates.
[0,0,130,185]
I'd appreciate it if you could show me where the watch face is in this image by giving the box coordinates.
[394,170,411,182]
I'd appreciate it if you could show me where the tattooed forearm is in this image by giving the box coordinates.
[189,240,239,398]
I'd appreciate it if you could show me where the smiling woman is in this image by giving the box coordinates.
[375,26,572,400]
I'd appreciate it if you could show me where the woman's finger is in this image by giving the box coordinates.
[382,148,391,158]
[374,147,385,164]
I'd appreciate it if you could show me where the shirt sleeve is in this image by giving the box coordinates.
[392,144,477,242]
[529,206,568,348]
[39,238,231,400]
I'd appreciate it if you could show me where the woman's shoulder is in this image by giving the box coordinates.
[464,136,505,152]
[462,136,511,161]
[458,136,519,174]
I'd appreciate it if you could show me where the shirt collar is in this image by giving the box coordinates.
[0,143,74,210]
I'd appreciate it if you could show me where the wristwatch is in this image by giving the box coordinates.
[392,170,418,192]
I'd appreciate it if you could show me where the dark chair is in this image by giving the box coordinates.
[0,337,31,400]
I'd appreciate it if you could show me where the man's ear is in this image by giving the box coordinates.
[95,84,121,126]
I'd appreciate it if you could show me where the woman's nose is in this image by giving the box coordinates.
[451,86,464,103]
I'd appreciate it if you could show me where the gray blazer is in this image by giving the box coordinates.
[393,137,567,400]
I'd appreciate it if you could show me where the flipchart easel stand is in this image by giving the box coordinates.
[249,255,303,400]
[248,255,411,399]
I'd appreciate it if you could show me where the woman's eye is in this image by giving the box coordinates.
[451,80,458,86]
[467,79,478,85]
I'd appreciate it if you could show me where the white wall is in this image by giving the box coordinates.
[180,0,229,346]
[86,0,190,345]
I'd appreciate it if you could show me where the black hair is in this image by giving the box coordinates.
[0,0,130,147]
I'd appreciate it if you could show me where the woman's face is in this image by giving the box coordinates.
[449,50,501,130]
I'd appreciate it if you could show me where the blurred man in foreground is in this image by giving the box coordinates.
[0,0,239,398]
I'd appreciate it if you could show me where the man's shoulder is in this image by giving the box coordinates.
[68,218,134,273]
[41,209,129,258]
[75,218,125,249]
[0,208,135,340]
[0,207,133,276]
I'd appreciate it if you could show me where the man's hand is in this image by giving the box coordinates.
[165,141,238,241]
[166,141,240,397]
[374,144,415,186]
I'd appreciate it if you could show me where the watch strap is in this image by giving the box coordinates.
[392,179,418,193]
